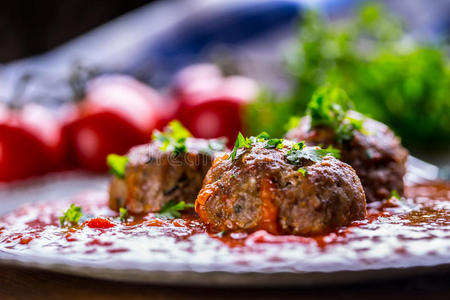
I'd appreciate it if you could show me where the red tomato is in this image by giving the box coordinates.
[171,63,223,101]
[153,98,179,130]
[174,69,259,146]
[62,75,164,171]
[0,103,64,182]
[177,97,244,145]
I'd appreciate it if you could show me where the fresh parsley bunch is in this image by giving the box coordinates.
[247,3,450,149]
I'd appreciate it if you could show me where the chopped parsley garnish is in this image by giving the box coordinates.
[307,86,364,143]
[293,141,305,151]
[297,168,308,176]
[390,189,401,200]
[59,204,83,227]
[285,142,306,164]
[173,143,187,155]
[152,120,192,155]
[119,208,128,223]
[255,131,270,140]
[229,132,281,160]
[265,138,284,149]
[229,132,339,167]
[156,200,194,219]
[107,154,128,179]
[229,132,251,160]
[286,143,340,165]
[246,131,270,145]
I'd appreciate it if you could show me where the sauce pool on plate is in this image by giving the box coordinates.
[0,182,449,273]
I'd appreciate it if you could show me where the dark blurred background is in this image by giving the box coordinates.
[0,0,153,62]
[1,0,449,63]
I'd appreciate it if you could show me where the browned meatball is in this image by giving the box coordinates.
[195,140,366,236]
[285,112,408,202]
[109,138,225,213]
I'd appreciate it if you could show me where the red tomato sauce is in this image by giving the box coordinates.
[0,182,449,273]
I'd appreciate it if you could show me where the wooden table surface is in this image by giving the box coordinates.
[0,264,449,300]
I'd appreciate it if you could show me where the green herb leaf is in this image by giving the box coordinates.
[286,145,340,165]
[256,132,270,140]
[152,120,192,155]
[156,200,195,219]
[265,138,284,149]
[390,189,401,200]
[286,149,302,165]
[246,132,271,146]
[165,120,192,141]
[315,146,341,159]
[59,204,83,227]
[107,154,128,179]
[229,132,251,160]
[119,208,128,223]
[173,140,187,155]
[297,168,308,176]
[292,141,305,151]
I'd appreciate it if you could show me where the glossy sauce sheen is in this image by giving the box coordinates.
[0,182,449,273]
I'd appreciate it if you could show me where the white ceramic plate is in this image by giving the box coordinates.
[0,160,448,287]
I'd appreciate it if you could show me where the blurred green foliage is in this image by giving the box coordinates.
[247,3,450,149]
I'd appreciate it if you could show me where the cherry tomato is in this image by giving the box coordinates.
[177,96,244,145]
[174,65,259,146]
[0,103,64,182]
[171,63,223,101]
[62,75,163,171]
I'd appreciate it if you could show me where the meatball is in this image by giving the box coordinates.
[195,140,366,236]
[109,138,225,213]
[285,112,408,202]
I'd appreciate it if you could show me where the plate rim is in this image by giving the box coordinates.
[1,250,449,287]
